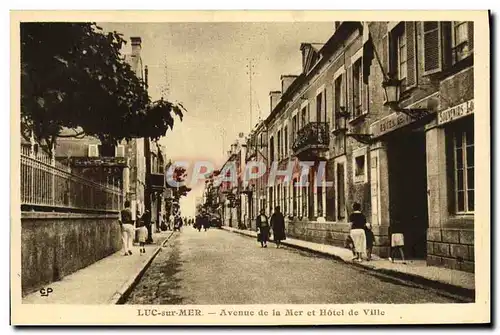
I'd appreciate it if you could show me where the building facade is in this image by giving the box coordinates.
[224,21,475,273]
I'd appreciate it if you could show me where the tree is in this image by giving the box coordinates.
[171,166,192,200]
[20,22,185,153]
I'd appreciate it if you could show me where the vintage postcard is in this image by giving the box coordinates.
[11,10,490,325]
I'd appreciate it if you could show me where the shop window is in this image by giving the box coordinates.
[453,123,474,213]
[353,152,367,184]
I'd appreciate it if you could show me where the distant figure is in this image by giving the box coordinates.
[195,215,202,232]
[119,200,135,256]
[256,209,270,248]
[348,202,367,262]
[202,214,210,231]
[270,206,286,248]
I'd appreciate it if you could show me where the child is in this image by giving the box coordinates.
[365,223,374,261]
[136,222,148,254]
[389,221,406,264]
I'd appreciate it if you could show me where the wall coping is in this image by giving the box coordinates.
[21,211,119,220]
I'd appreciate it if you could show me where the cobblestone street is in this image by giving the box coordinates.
[125,227,465,305]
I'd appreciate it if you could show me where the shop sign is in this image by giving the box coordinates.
[437,99,474,126]
[370,112,416,138]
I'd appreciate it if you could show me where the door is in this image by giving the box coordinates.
[388,130,428,259]
[336,162,346,220]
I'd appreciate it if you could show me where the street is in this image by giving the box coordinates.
[125,227,464,305]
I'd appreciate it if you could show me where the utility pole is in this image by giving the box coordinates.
[245,58,255,131]
[143,65,153,243]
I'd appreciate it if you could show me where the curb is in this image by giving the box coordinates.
[109,232,175,304]
[222,227,475,301]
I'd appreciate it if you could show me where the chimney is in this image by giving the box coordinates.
[130,37,142,57]
[269,91,281,113]
[281,75,298,94]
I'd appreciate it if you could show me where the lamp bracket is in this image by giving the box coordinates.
[335,107,350,119]
[346,133,374,145]
[396,108,432,120]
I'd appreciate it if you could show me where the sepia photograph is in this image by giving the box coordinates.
[10,10,490,325]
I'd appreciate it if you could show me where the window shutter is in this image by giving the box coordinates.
[363,80,369,114]
[348,66,353,117]
[405,21,417,89]
[382,34,389,78]
[323,88,327,124]
[467,21,474,52]
[441,22,452,68]
[422,21,442,75]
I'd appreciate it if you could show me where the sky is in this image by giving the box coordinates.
[99,22,334,217]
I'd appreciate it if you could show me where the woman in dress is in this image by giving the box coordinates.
[270,206,286,248]
[349,202,367,262]
[256,209,270,248]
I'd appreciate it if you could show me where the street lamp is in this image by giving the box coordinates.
[382,77,432,120]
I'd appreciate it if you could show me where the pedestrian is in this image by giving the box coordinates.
[256,209,270,248]
[195,215,202,232]
[136,220,148,254]
[119,200,135,256]
[365,222,374,261]
[270,206,286,248]
[202,213,210,231]
[348,202,367,262]
[389,220,406,264]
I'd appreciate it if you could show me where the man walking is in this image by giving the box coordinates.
[119,200,135,256]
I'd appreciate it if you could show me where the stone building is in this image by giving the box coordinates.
[231,21,475,273]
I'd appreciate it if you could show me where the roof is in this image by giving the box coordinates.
[265,21,362,127]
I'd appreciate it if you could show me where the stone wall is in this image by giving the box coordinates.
[286,220,390,257]
[427,226,474,273]
[21,212,122,296]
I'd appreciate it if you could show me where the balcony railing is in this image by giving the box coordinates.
[292,122,330,155]
[21,151,123,212]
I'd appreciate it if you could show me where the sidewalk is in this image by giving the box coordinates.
[222,226,475,298]
[22,231,174,305]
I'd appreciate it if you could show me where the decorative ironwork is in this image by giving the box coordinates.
[292,122,330,153]
[21,152,122,212]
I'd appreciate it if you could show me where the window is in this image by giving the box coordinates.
[116,145,125,157]
[397,31,407,82]
[452,21,471,63]
[336,162,346,220]
[316,92,323,122]
[276,130,282,161]
[453,124,474,213]
[88,144,99,157]
[301,105,308,128]
[352,59,363,118]
[388,22,417,89]
[353,151,368,184]
[269,136,274,163]
[284,126,288,158]
[292,116,297,143]
[334,75,343,129]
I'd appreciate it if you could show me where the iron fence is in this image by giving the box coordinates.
[21,149,123,212]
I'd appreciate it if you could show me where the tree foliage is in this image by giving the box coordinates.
[20,22,185,152]
[170,165,192,199]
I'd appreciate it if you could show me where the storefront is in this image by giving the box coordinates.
[369,110,433,259]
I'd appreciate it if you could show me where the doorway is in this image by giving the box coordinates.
[387,129,428,259]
